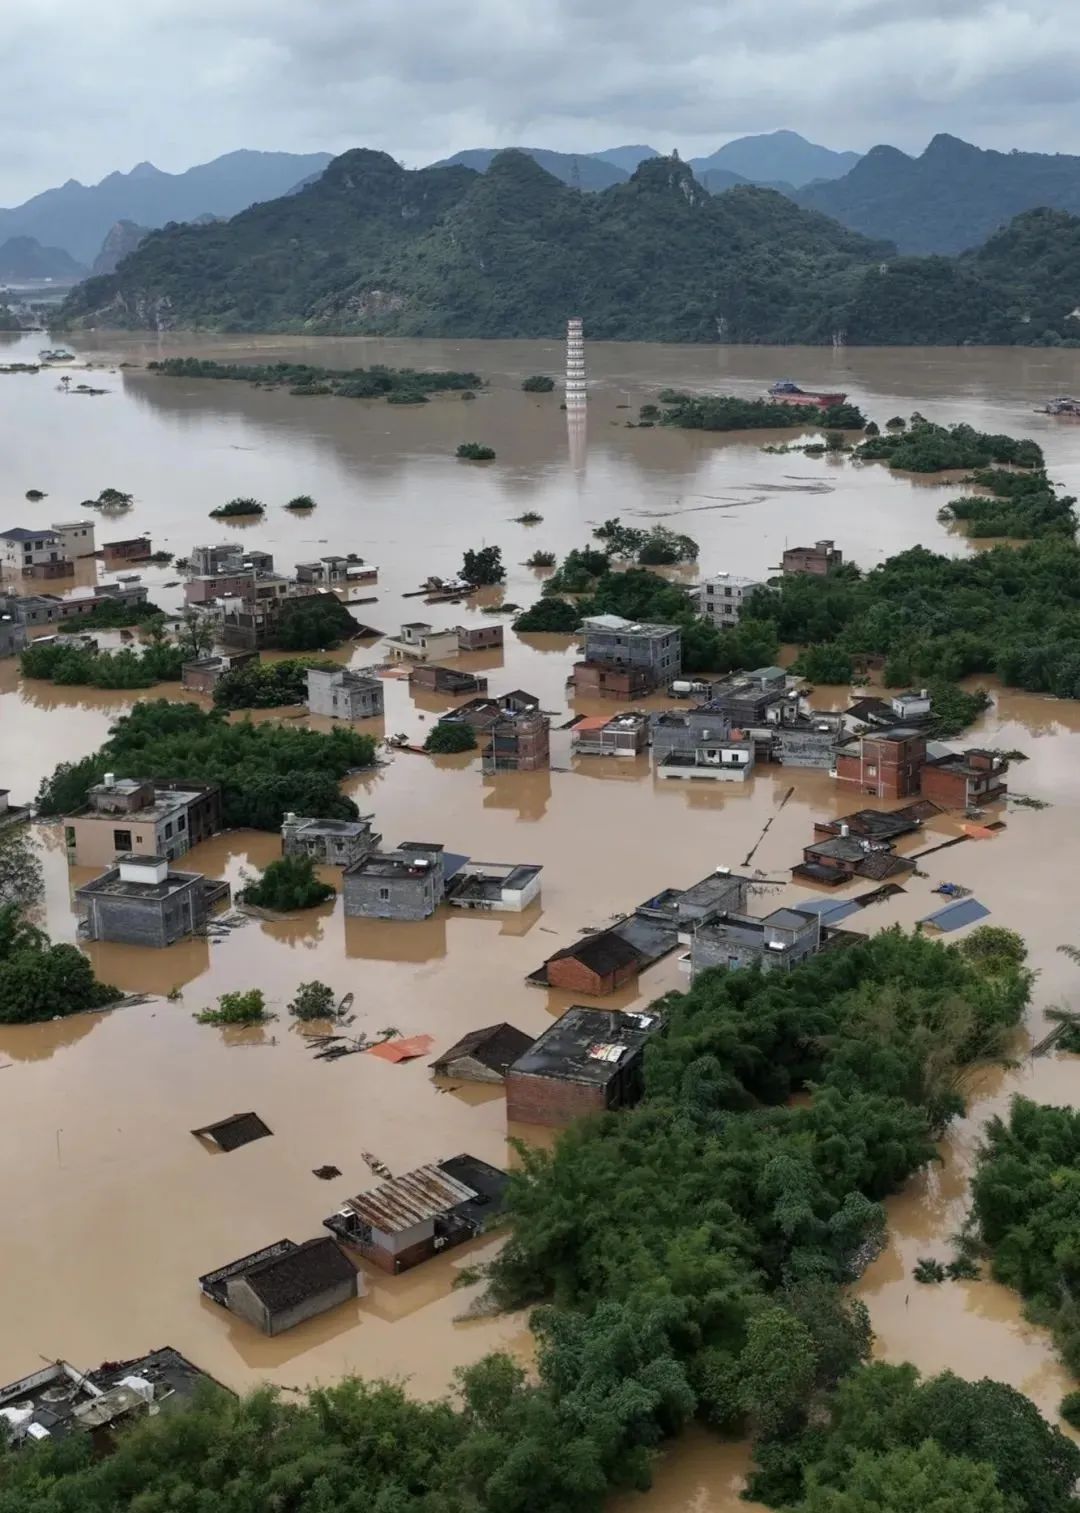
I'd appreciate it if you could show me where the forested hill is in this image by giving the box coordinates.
[59,149,1080,346]
[796,133,1080,255]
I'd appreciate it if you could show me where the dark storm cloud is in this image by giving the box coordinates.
[2,0,1076,202]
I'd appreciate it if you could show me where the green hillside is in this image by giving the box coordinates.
[59,149,1080,346]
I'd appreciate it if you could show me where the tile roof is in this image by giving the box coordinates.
[432,1023,535,1077]
[235,1237,356,1310]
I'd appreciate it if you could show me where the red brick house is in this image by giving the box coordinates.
[544,931,643,995]
[834,727,926,799]
[572,661,654,700]
[920,749,1008,809]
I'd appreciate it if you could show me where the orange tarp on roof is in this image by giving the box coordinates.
[574,716,610,731]
[366,1035,435,1063]
[962,823,998,839]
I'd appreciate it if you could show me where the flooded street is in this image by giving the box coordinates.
[1,331,1078,1505]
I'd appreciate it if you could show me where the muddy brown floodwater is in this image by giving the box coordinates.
[1,332,1079,1508]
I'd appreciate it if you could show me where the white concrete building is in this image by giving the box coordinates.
[0,528,64,573]
[385,622,460,662]
[694,573,764,628]
[50,520,96,559]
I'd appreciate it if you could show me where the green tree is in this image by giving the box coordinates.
[798,1441,1009,1513]
[0,826,43,909]
[461,545,505,584]
[457,442,496,460]
[513,598,582,631]
[522,374,555,392]
[740,1309,818,1437]
[195,988,271,1025]
[425,722,478,753]
[240,854,336,911]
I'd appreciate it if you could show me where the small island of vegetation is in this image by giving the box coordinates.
[854,417,1044,472]
[659,392,867,432]
[148,357,482,400]
[195,988,272,1026]
[284,493,316,511]
[424,723,478,754]
[20,638,184,690]
[209,496,266,518]
[265,595,359,651]
[522,375,555,392]
[462,545,505,586]
[457,442,496,460]
[239,854,336,912]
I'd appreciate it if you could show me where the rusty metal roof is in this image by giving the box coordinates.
[341,1163,477,1234]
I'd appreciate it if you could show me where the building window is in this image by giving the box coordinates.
[866,764,878,778]
[378,887,390,901]
[177,814,186,832]
[64,826,75,848]
[113,828,132,851]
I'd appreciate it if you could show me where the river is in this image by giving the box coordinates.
[0,332,1077,1508]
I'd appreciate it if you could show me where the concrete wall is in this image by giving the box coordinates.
[81,884,206,947]
[52,523,96,559]
[0,619,27,657]
[582,627,681,678]
[343,870,439,920]
[306,669,384,719]
[691,926,817,976]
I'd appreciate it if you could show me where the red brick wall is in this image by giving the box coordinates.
[920,766,968,809]
[546,955,637,995]
[506,1072,608,1127]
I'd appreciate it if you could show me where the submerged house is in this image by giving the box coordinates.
[445,861,542,912]
[793,833,914,887]
[504,1005,664,1127]
[431,1023,535,1083]
[324,1154,509,1273]
[689,905,844,978]
[74,854,229,947]
[0,1349,218,1448]
[343,841,448,920]
[305,666,384,720]
[282,812,381,868]
[198,1237,359,1336]
[571,711,650,757]
[920,748,1008,809]
[655,734,755,781]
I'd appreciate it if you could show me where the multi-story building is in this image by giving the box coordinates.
[385,622,461,662]
[185,544,278,604]
[689,905,827,977]
[834,726,927,799]
[781,539,843,576]
[571,711,650,757]
[579,614,681,691]
[694,572,764,627]
[63,775,222,868]
[295,555,377,589]
[655,736,755,781]
[305,666,384,720]
[180,650,257,694]
[481,709,550,772]
[0,527,72,579]
[50,520,96,559]
[408,665,488,695]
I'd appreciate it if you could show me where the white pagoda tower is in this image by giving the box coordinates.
[565,317,586,406]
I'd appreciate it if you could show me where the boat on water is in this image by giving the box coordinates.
[767,378,848,407]
[1036,396,1080,416]
[38,347,75,364]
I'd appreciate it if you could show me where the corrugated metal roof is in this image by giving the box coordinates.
[918,898,990,932]
[342,1163,477,1234]
[795,898,862,925]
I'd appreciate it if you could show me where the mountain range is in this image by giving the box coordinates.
[433,130,857,195]
[0,150,333,265]
[0,236,85,283]
[59,148,1080,347]
[795,133,1080,253]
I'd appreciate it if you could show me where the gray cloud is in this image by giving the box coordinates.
[3,0,1079,203]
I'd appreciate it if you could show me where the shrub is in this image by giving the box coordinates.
[456,442,496,460]
[285,494,316,510]
[462,545,505,585]
[195,988,272,1025]
[522,375,555,392]
[288,980,338,1021]
[210,497,265,517]
[526,550,556,567]
[513,597,582,631]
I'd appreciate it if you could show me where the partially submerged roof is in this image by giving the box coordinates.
[919,897,991,932]
[548,930,643,977]
[337,1162,480,1234]
[366,1034,434,1063]
[191,1112,272,1152]
[509,1005,663,1086]
[432,1023,535,1077]
[231,1237,356,1311]
[793,898,862,926]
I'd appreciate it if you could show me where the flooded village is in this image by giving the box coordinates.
[2,330,1080,1509]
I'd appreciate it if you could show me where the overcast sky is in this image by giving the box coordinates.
[3,0,1075,202]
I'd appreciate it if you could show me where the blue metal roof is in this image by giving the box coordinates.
[442,851,470,881]
[918,898,990,932]
[794,898,862,925]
